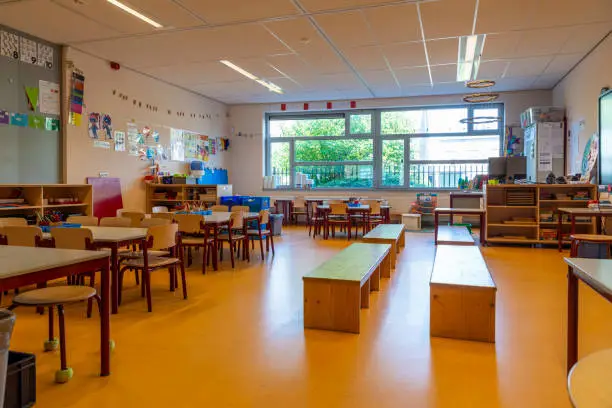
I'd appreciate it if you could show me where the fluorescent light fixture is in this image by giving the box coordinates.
[457,34,486,82]
[220,60,284,94]
[107,0,163,28]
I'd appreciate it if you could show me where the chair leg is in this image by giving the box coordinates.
[180,261,188,300]
[44,306,58,352]
[140,270,146,298]
[55,305,73,383]
[202,245,207,275]
[134,270,140,285]
[145,270,152,312]
[259,236,265,259]
[266,235,270,252]
[169,267,175,292]
[118,269,125,306]
[229,241,235,268]
[270,235,275,256]
[93,294,102,316]
[87,272,96,318]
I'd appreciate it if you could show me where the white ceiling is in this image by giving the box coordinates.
[0,0,611,104]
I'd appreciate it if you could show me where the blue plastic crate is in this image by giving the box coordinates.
[220,195,251,209]
[241,197,270,212]
[175,210,212,215]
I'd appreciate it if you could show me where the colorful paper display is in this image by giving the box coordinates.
[28,115,44,129]
[0,110,8,125]
[45,117,59,131]
[69,72,85,128]
[25,86,39,111]
[114,131,126,152]
[9,113,27,127]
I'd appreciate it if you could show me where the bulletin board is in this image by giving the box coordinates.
[0,24,61,183]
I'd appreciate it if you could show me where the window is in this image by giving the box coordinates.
[266,103,503,189]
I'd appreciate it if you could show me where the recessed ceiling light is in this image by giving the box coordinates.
[220,60,284,94]
[457,34,486,82]
[107,0,162,28]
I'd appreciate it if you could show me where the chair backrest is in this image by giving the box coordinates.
[140,218,172,227]
[152,206,169,213]
[51,227,93,250]
[369,201,381,215]
[2,226,42,247]
[330,200,344,205]
[151,212,174,221]
[0,218,28,227]
[174,214,203,234]
[210,205,229,212]
[66,215,99,226]
[259,210,270,225]
[231,205,250,213]
[330,203,348,215]
[100,217,132,227]
[230,212,244,230]
[294,198,305,208]
[147,223,178,251]
[120,211,145,227]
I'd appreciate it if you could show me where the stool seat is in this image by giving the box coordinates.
[122,256,179,268]
[568,348,612,407]
[13,286,97,306]
[181,237,213,246]
[570,234,612,242]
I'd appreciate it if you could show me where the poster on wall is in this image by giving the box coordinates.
[114,131,126,151]
[88,113,100,139]
[93,140,111,149]
[37,43,53,69]
[184,133,210,161]
[19,37,37,64]
[1,31,19,60]
[69,72,85,126]
[170,128,185,161]
[101,114,113,139]
[39,80,60,115]
[127,122,140,156]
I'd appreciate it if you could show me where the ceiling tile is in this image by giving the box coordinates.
[0,0,120,43]
[420,0,476,40]
[315,11,376,48]
[394,66,431,87]
[482,32,520,60]
[532,0,612,28]
[299,0,399,13]
[504,56,553,78]
[476,0,538,33]
[179,0,299,24]
[360,69,397,86]
[493,76,538,92]
[426,38,458,66]
[265,55,311,78]
[381,42,426,68]
[513,27,572,58]
[544,54,583,75]
[343,46,389,71]
[477,60,510,79]
[123,0,205,27]
[561,23,612,53]
[363,4,421,44]
[532,74,564,89]
[430,64,458,83]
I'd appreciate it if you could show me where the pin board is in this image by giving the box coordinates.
[0,24,61,183]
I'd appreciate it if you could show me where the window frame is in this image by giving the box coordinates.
[265,103,504,190]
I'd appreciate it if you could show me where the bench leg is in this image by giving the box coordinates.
[390,243,397,265]
[381,253,391,278]
[400,232,405,248]
[360,281,370,309]
[370,267,380,292]
[434,212,439,245]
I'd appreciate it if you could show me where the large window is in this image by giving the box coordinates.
[266,104,503,189]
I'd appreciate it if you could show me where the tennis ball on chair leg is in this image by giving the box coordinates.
[44,338,59,352]
[55,367,73,384]
[109,339,116,352]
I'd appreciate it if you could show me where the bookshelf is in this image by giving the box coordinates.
[145,184,226,212]
[485,184,597,245]
[0,184,93,224]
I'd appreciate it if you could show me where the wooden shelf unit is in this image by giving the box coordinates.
[0,184,93,224]
[485,184,597,245]
[146,184,220,212]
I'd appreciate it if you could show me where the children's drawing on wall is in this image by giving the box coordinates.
[88,113,100,139]
[170,128,185,161]
[200,135,210,162]
[210,138,216,155]
[152,130,160,143]
[114,131,126,152]
[101,114,113,140]
[127,122,139,156]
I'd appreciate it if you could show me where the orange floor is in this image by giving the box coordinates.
[7,227,612,407]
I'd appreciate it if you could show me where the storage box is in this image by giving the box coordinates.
[220,195,251,209]
[402,213,421,231]
[172,176,197,185]
[4,351,36,408]
[521,106,565,128]
[242,197,270,212]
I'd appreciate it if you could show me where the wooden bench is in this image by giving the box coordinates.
[436,225,475,246]
[434,207,486,245]
[362,224,405,267]
[430,245,496,342]
[303,243,392,333]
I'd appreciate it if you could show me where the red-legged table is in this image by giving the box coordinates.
[434,207,486,245]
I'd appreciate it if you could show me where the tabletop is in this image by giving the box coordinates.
[86,226,148,242]
[202,212,259,224]
[363,224,404,239]
[434,207,485,213]
[568,348,612,407]
[558,207,612,215]
[0,246,109,279]
[564,258,612,299]
[304,243,391,283]
[431,246,495,288]
[317,204,390,210]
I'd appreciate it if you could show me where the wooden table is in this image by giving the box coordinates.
[434,208,486,245]
[362,224,405,266]
[0,246,112,376]
[557,208,612,251]
[568,348,612,407]
[201,212,259,270]
[316,204,392,239]
[273,197,294,226]
[303,243,391,333]
[564,257,612,374]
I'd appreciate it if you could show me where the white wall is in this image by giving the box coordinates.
[553,33,612,174]
[64,48,229,211]
[228,90,552,213]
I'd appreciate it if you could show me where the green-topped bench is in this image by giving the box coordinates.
[362,224,406,267]
[303,243,392,333]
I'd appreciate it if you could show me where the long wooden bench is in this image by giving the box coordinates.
[430,245,496,343]
[362,224,405,267]
[436,225,475,246]
[303,243,392,334]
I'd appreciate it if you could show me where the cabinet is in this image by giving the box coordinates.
[146,184,230,212]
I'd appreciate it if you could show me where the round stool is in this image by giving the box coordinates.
[570,234,612,257]
[568,348,612,407]
[9,286,100,383]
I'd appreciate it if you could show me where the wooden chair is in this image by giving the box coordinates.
[570,234,612,258]
[100,217,131,227]
[247,210,275,259]
[231,205,250,213]
[140,218,172,227]
[309,202,326,239]
[152,206,169,213]
[216,212,248,268]
[0,218,28,227]
[328,203,351,240]
[0,225,43,246]
[49,228,100,317]
[66,216,99,226]
[151,213,174,222]
[7,285,101,383]
[292,198,307,224]
[365,201,384,233]
[174,214,214,274]
[120,211,145,227]
[210,205,229,212]
[119,224,187,312]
